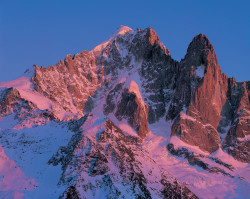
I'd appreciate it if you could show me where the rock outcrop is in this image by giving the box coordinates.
[32,51,104,116]
[169,34,228,153]
[50,116,198,199]
[222,80,250,162]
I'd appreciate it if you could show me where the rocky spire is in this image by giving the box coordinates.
[183,33,217,69]
[168,33,230,153]
[144,27,170,55]
[187,34,212,53]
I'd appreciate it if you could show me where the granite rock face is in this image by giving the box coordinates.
[0,87,22,117]
[166,34,249,159]
[29,28,249,159]
[222,80,250,162]
[169,34,228,153]
[115,87,149,140]
[0,87,54,128]
[32,51,104,116]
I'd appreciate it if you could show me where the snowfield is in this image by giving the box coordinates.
[0,116,74,198]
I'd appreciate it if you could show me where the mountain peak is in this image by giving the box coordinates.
[114,25,133,36]
[194,33,211,46]
[144,26,159,46]
[0,26,249,199]
[187,33,213,53]
[90,25,133,56]
[183,33,216,67]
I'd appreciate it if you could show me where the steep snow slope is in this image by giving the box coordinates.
[0,72,79,121]
[0,145,36,199]
[49,115,198,199]
[0,116,74,199]
[143,119,250,198]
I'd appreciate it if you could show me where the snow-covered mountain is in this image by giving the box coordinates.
[0,25,249,199]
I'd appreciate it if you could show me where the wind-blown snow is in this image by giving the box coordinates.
[90,25,133,57]
[114,25,133,36]
[0,76,79,121]
[118,123,138,137]
[0,76,52,110]
[169,136,209,155]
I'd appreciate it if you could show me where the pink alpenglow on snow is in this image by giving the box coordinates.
[0,26,249,199]
[0,146,36,198]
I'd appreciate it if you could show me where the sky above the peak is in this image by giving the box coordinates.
[0,0,249,82]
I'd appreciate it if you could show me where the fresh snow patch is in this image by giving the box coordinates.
[90,41,110,57]
[116,42,129,58]
[237,134,250,142]
[182,106,187,114]
[118,123,138,137]
[81,116,108,141]
[180,112,196,121]
[211,148,249,170]
[129,80,143,100]
[169,136,209,156]
[194,65,205,78]
[81,116,106,132]
[0,76,32,90]
[119,77,126,84]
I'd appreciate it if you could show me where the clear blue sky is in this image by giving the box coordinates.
[0,0,249,82]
